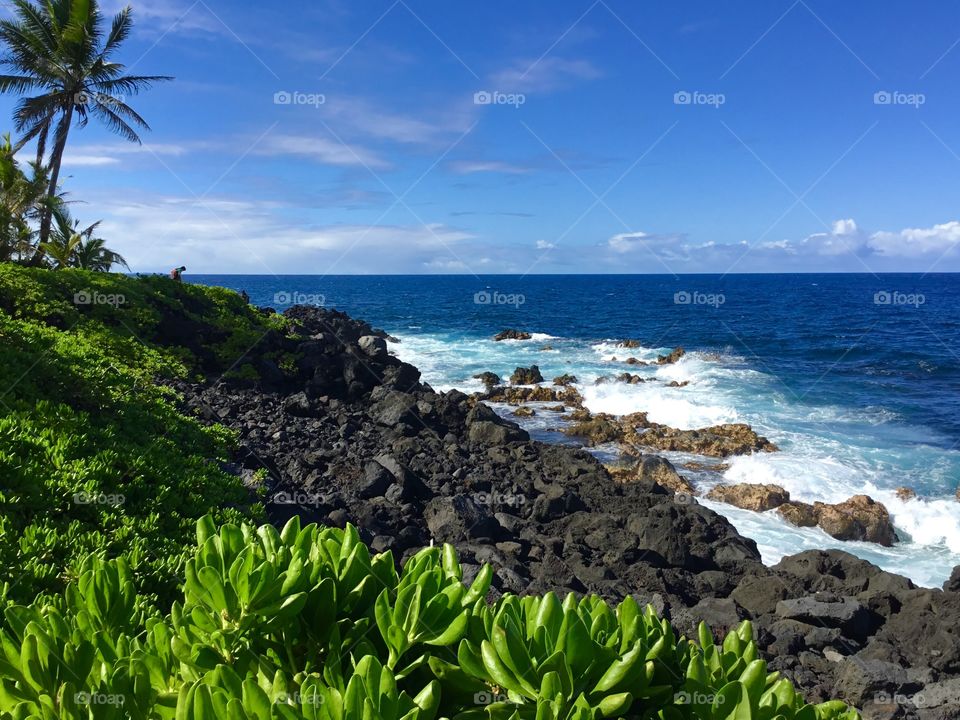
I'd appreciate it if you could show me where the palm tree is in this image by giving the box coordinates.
[41,208,128,271]
[0,0,171,255]
[0,133,59,262]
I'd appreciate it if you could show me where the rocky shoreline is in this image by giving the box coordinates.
[176,306,960,720]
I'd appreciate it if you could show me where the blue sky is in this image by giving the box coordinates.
[3,0,960,274]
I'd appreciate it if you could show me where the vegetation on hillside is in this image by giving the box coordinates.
[0,265,284,610]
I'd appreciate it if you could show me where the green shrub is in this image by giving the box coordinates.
[0,265,279,609]
[0,516,861,720]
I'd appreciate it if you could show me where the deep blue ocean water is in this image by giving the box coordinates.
[191,273,960,586]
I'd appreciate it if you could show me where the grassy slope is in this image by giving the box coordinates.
[0,265,287,608]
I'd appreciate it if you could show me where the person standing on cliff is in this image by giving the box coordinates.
[170,266,186,282]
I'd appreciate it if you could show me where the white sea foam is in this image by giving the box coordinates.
[389,328,960,586]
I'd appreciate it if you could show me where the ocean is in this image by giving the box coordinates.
[191,273,960,587]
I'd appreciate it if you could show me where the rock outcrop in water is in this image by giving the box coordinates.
[494,328,531,341]
[173,306,960,720]
[707,483,791,512]
[510,365,544,385]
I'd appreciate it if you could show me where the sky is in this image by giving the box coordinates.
[2,0,960,275]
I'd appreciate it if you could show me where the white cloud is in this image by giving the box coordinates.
[449,160,531,175]
[93,193,474,273]
[62,143,190,168]
[320,97,474,147]
[608,231,652,253]
[256,134,389,169]
[600,218,960,272]
[536,240,556,250]
[869,221,960,258]
[62,155,121,167]
[491,57,601,94]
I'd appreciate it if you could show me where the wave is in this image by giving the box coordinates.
[388,328,960,587]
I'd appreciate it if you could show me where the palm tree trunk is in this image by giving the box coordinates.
[31,105,73,265]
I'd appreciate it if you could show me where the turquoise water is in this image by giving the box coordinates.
[191,273,960,586]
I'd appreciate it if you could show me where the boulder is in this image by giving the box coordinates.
[424,495,499,541]
[371,391,417,426]
[637,456,691,491]
[814,495,896,546]
[731,574,790,616]
[494,329,532,341]
[472,371,501,389]
[510,365,544,385]
[358,461,393,499]
[616,373,647,384]
[944,566,960,593]
[468,421,528,445]
[615,456,696,496]
[512,407,535,417]
[624,422,779,458]
[667,380,690,388]
[553,374,577,386]
[894,487,917,501]
[776,595,879,642]
[619,339,643,348]
[779,501,819,527]
[673,597,747,639]
[358,335,388,360]
[657,347,686,365]
[833,657,909,708]
[707,483,790,512]
[564,414,623,445]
